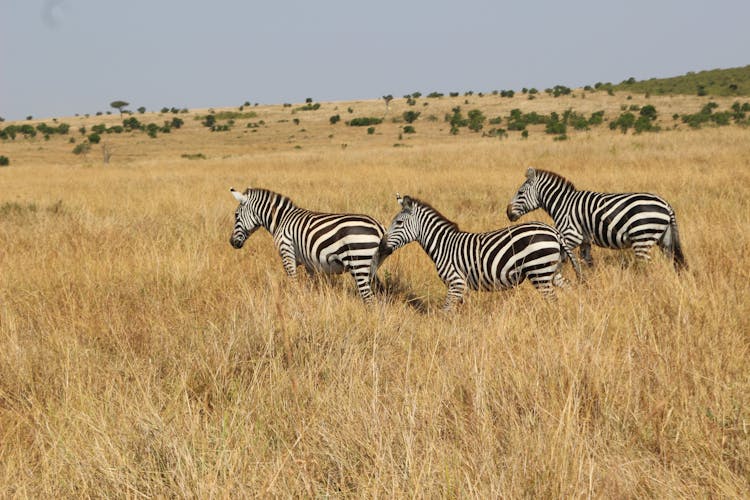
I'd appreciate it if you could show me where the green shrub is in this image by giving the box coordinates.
[633,116,660,133]
[181,153,206,160]
[295,102,320,112]
[87,133,101,144]
[348,117,383,126]
[202,115,216,128]
[545,113,567,135]
[588,110,605,126]
[402,125,416,134]
[445,107,468,130]
[0,155,9,166]
[329,114,341,125]
[367,127,376,135]
[640,105,657,120]
[402,111,421,123]
[609,112,636,133]
[146,123,159,138]
[484,128,507,138]
[122,117,142,130]
[72,142,91,155]
[467,109,486,132]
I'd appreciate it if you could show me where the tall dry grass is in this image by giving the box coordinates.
[0,92,749,496]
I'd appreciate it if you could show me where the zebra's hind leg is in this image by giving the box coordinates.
[350,269,376,305]
[528,274,556,300]
[631,237,658,265]
[552,272,570,288]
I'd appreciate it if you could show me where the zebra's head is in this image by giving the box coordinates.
[229,187,262,249]
[382,194,420,255]
[507,167,541,221]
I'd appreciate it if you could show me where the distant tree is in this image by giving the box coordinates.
[110,100,129,115]
[382,94,393,111]
[137,106,146,114]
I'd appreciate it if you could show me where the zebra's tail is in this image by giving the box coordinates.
[561,242,583,282]
[660,211,688,272]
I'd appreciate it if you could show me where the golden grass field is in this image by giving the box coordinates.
[1,91,749,496]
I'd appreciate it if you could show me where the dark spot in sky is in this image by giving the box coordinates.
[42,0,66,29]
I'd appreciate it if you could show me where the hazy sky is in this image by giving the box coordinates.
[1,0,749,121]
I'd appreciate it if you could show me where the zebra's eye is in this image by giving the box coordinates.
[395,220,404,227]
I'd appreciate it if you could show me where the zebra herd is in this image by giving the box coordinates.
[229,168,686,310]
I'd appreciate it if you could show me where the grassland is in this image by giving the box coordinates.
[1,90,749,497]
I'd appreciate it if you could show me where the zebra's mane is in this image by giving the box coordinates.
[243,187,296,206]
[410,197,460,231]
[536,169,576,191]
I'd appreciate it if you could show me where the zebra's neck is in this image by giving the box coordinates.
[414,204,460,262]
[537,176,576,222]
[259,191,296,234]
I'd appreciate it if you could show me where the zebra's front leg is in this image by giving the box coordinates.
[580,242,594,267]
[442,277,467,312]
[278,244,298,282]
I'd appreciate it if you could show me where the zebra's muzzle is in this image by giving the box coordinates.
[506,204,520,222]
[230,236,245,249]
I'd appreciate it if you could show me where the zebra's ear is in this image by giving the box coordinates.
[396,193,403,205]
[230,187,247,203]
[525,167,536,180]
[400,195,414,211]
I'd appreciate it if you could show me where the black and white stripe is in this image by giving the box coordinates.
[230,187,387,303]
[380,195,581,310]
[506,168,687,270]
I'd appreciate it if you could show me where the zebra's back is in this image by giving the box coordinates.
[451,222,568,291]
[283,210,385,275]
[580,192,673,249]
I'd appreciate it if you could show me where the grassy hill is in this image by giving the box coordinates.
[610,64,750,96]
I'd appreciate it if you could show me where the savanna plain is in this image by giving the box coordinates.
[0,91,749,497]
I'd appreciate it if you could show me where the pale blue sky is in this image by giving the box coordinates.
[1,0,749,121]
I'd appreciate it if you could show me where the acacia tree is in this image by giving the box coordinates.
[382,94,393,113]
[110,100,129,115]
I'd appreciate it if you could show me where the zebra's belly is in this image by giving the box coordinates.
[468,271,523,291]
[300,257,347,275]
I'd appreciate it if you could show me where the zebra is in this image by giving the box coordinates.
[379,194,581,310]
[506,167,687,270]
[229,187,388,304]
